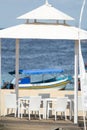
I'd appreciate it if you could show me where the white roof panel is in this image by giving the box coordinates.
[0,23,87,40]
[18,4,74,21]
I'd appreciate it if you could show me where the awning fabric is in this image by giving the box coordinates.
[19,68,63,75]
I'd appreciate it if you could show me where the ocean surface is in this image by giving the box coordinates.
[1,39,87,90]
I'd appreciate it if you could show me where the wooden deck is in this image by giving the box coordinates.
[0,116,85,130]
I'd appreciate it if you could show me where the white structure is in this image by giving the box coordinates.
[0,0,87,124]
[18,1,74,21]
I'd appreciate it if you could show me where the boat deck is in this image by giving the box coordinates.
[0,116,85,130]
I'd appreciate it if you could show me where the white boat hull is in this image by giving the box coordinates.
[19,77,70,90]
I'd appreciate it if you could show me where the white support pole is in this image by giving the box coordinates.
[45,0,48,5]
[74,40,79,124]
[15,39,19,101]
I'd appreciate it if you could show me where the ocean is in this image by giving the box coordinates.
[1,39,87,90]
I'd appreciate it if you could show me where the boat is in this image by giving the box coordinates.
[18,76,71,90]
[2,69,72,90]
[18,69,72,90]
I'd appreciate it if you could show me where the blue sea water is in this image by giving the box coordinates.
[1,39,87,90]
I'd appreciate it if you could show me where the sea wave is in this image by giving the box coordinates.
[1,39,87,90]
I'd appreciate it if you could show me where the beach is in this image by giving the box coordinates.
[0,89,84,130]
[0,89,81,116]
[0,116,83,130]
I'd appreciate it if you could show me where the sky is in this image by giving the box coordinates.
[0,0,87,29]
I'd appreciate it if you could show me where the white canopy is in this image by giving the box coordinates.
[0,23,87,124]
[0,23,87,40]
[18,3,74,21]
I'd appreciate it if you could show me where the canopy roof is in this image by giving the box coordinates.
[18,3,74,21]
[19,68,63,75]
[0,23,87,40]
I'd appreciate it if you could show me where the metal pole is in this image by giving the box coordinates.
[78,0,86,129]
[74,40,79,124]
[15,39,19,101]
[45,0,48,5]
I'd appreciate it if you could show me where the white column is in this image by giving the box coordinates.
[15,39,19,101]
[74,40,79,124]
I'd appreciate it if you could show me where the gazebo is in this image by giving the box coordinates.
[0,0,87,124]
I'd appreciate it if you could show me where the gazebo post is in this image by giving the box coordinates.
[74,40,79,124]
[15,39,19,101]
